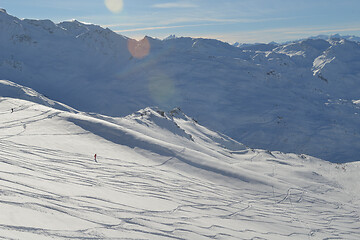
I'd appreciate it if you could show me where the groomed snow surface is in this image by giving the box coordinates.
[0,89,359,239]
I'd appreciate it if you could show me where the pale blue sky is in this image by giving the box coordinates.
[1,0,360,43]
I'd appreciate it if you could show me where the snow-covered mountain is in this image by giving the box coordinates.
[1,10,360,163]
[309,33,360,43]
[1,80,359,239]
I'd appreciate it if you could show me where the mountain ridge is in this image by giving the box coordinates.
[1,10,360,162]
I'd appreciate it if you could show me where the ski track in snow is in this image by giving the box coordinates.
[0,98,359,239]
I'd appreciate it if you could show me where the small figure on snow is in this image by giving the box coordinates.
[94,153,97,163]
[11,108,14,113]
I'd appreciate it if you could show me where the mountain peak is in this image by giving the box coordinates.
[309,33,360,43]
[58,19,100,36]
[164,34,177,40]
[0,8,7,14]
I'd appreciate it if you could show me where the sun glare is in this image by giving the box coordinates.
[104,0,124,14]
[148,72,176,106]
[127,37,151,59]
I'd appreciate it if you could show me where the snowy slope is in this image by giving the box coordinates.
[0,80,76,112]
[1,10,360,162]
[0,82,360,239]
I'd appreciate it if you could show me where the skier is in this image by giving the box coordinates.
[11,108,14,113]
[94,154,97,163]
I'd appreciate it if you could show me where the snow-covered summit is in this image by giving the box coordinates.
[233,42,278,51]
[163,34,177,40]
[309,33,360,42]
[58,19,98,37]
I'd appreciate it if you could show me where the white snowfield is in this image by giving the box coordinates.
[1,10,360,163]
[0,82,359,239]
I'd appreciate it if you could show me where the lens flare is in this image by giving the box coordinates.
[104,0,124,13]
[127,37,151,59]
[148,72,175,106]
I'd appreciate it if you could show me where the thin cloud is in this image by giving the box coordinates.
[102,22,142,28]
[152,2,198,9]
[283,26,360,35]
[206,25,360,43]
[191,16,293,24]
[105,16,294,29]
[114,23,215,33]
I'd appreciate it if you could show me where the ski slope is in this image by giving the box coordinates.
[0,82,359,239]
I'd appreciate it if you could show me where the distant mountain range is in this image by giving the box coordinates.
[1,9,360,162]
[233,33,360,48]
